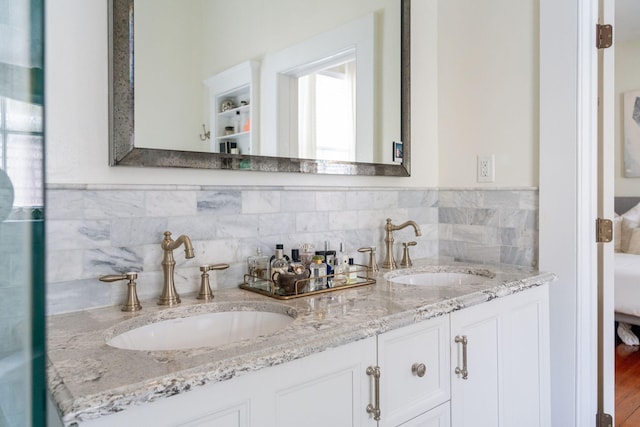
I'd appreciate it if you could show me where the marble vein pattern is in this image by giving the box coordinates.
[47,259,555,426]
[45,186,538,315]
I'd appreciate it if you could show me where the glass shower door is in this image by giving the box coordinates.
[0,0,46,426]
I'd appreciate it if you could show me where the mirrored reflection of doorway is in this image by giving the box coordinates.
[298,60,357,162]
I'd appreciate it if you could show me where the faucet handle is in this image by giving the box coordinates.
[99,272,142,312]
[197,264,230,300]
[400,241,417,268]
[357,247,379,274]
[201,263,230,272]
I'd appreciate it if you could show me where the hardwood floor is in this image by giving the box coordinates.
[616,343,640,426]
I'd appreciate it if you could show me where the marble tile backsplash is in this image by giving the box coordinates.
[45,186,537,315]
[438,189,538,267]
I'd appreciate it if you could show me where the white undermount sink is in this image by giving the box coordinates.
[385,271,494,286]
[107,310,296,351]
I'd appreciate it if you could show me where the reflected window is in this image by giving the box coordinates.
[298,60,356,162]
[0,96,43,207]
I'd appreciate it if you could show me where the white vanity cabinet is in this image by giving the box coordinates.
[60,285,550,427]
[377,316,450,427]
[398,402,451,427]
[264,335,377,427]
[74,336,377,427]
[449,284,550,427]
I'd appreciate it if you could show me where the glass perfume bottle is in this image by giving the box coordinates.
[270,244,289,279]
[332,253,347,286]
[347,258,358,284]
[300,243,314,266]
[309,255,327,291]
[289,249,306,275]
[337,242,349,269]
[247,247,269,283]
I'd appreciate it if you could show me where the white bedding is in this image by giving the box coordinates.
[615,252,640,317]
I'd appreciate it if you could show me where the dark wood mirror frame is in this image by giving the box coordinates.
[108,0,410,176]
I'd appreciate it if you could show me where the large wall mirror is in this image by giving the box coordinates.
[109,0,410,176]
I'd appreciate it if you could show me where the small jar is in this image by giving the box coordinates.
[224,126,235,136]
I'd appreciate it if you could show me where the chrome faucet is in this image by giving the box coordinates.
[381,219,421,269]
[158,231,195,306]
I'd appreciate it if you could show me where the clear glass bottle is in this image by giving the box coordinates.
[347,258,358,284]
[332,254,347,286]
[270,244,289,279]
[247,247,269,283]
[337,242,349,269]
[309,255,327,291]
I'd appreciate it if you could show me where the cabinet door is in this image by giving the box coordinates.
[260,336,377,427]
[399,402,451,427]
[77,374,252,427]
[450,284,550,427]
[377,316,450,427]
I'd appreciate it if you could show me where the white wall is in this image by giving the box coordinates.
[615,38,640,196]
[135,0,205,152]
[46,0,537,189]
[438,0,539,188]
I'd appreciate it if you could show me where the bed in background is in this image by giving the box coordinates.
[615,197,640,344]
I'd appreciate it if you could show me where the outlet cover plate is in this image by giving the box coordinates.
[477,155,495,183]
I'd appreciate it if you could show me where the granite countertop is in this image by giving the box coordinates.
[47,260,556,426]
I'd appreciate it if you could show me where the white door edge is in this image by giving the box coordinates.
[539,0,601,425]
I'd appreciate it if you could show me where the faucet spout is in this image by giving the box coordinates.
[162,233,195,258]
[158,231,194,306]
[381,219,421,270]
[389,220,422,236]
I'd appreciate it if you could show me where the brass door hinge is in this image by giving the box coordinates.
[597,24,613,49]
[596,412,613,427]
[596,218,613,243]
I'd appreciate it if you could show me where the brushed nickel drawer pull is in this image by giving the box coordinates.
[411,363,426,377]
[455,335,469,379]
[366,366,381,420]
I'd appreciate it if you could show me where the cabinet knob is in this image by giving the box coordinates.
[411,363,426,377]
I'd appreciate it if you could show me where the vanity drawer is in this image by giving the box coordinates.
[377,316,450,427]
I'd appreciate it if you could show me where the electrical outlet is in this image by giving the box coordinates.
[477,155,495,183]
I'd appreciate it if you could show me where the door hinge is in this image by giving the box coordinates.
[596,412,613,427]
[597,24,613,49]
[596,218,613,243]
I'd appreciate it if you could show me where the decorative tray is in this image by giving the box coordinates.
[239,265,375,300]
